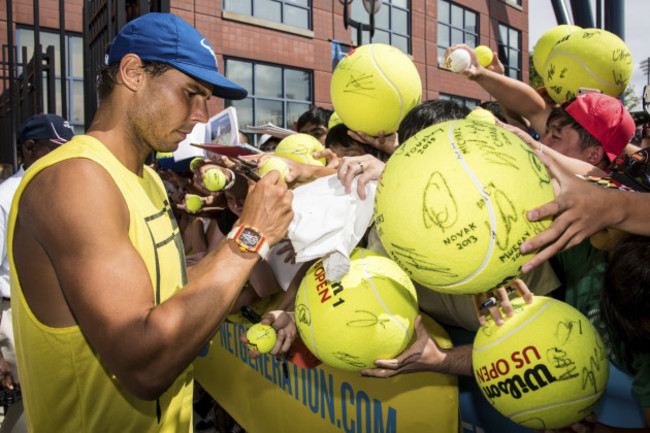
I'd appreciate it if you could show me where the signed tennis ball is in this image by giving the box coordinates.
[294,248,419,372]
[274,133,326,166]
[543,28,633,104]
[445,48,471,73]
[203,168,227,191]
[184,194,202,212]
[259,157,289,181]
[472,296,609,429]
[374,119,555,294]
[532,24,581,76]
[330,43,422,136]
[466,107,496,124]
[475,45,494,67]
[246,323,277,354]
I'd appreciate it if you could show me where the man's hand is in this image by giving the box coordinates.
[237,170,294,246]
[0,356,13,389]
[241,310,296,359]
[361,315,473,377]
[472,279,534,326]
[337,155,386,200]
[313,148,340,169]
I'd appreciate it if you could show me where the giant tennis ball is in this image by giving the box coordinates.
[532,25,582,76]
[295,248,418,372]
[330,43,422,136]
[274,133,326,166]
[543,28,633,104]
[374,119,555,294]
[472,296,609,429]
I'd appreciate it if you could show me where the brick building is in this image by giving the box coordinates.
[0,0,529,145]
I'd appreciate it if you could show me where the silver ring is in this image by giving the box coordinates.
[359,162,364,171]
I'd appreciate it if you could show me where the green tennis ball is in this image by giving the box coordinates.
[184,194,202,212]
[330,43,422,136]
[473,296,609,429]
[204,168,227,191]
[328,112,343,129]
[374,119,555,294]
[259,157,289,181]
[466,107,496,124]
[475,45,494,67]
[246,323,277,354]
[532,25,581,76]
[295,248,419,372]
[543,28,633,104]
[189,157,204,171]
[274,133,326,166]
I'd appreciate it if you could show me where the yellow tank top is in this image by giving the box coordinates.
[7,135,192,432]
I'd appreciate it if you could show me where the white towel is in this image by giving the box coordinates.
[287,174,377,281]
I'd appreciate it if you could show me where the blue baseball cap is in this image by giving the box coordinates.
[17,114,75,146]
[107,13,247,100]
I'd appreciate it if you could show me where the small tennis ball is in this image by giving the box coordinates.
[246,323,277,354]
[295,248,419,372]
[543,28,633,104]
[374,119,555,294]
[274,133,326,166]
[445,48,471,73]
[475,45,494,68]
[184,194,202,212]
[330,43,422,136]
[328,112,342,129]
[189,157,203,171]
[532,25,582,76]
[473,296,609,429]
[259,157,289,181]
[466,108,496,124]
[203,168,227,191]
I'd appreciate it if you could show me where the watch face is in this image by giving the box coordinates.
[239,228,261,247]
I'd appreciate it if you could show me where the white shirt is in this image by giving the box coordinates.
[0,166,25,298]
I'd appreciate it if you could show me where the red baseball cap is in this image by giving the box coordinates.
[563,93,635,163]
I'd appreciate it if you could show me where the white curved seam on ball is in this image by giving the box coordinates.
[545,51,622,87]
[439,120,496,287]
[278,149,310,164]
[359,249,411,340]
[507,388,606,420]
[302,277,320,358]
[473,300,556,353]
[369,44,403,133]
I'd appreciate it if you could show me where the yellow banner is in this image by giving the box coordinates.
[194,314,459,433]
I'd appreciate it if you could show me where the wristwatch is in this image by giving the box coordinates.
[227,225,269,260]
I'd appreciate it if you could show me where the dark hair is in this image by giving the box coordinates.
[601,235,650,364]
[96,60,173,101]
[397,99,471,142]
[325,124,384,159]
[479,101,507,123]
[297,106,333,132]
[547,103,602,151]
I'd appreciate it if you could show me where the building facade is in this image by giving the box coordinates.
[0,0,529,154]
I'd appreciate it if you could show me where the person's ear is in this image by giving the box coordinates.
[586,145,606,166]
[21,140,36,157]
[119,54,146,92]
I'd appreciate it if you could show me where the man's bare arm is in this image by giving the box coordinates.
[14,159,292,400]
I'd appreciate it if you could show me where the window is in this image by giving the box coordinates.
[223,0,311,30]
[350,0,411,54]
[16,28,84,133]
[498,23,522,80]
[224,58,313,141]
[439,93,480,110]
[437,0,479,67]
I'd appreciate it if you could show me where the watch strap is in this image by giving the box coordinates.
[227,225,269,260]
